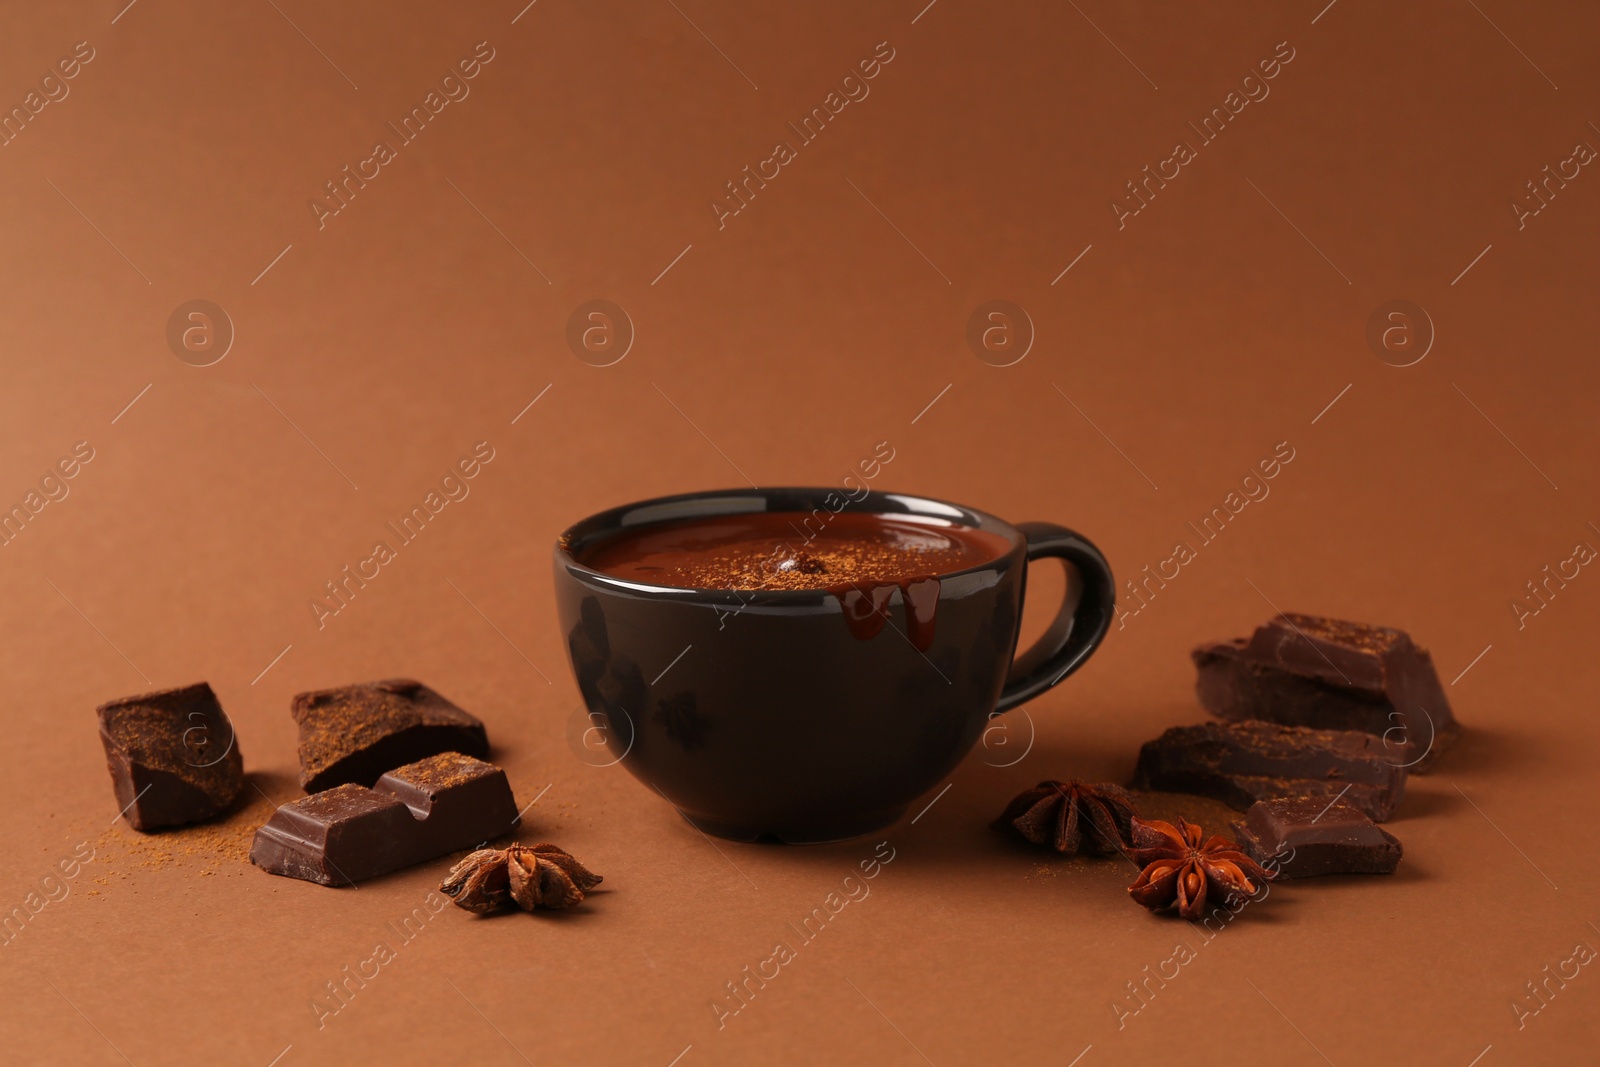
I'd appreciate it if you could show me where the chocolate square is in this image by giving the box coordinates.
[377,751,521,852]
[249,784,418,885]
[1132,720,1407,821]
[1192,613,1459,770]
[1232,796,1403,878]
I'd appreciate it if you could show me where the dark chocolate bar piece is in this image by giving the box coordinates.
[250,752,519,886]
[249,784,417,885]
[292,678,489,792]
[1193,614,1458,770]
[1132,721,1407,821]
[1232,797,1402,878]
[97,682,244,831]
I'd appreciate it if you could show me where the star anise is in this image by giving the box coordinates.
[1127,817,1272,919]
[440,843,602,913]
[992,780,1137,856]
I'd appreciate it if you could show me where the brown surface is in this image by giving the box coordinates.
[1,1,1597,1063]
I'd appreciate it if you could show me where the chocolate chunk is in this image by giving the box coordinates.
[292,679,489,792]
[1231,797,1403,878]
[1192,614,1459,770]
[250,752,519,885]
[97,682,244,831]
[1132,721,1406,821]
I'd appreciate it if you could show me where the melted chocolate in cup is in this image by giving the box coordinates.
[578,510,1010,650]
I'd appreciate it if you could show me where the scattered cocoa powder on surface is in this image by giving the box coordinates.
[92,787,279,886]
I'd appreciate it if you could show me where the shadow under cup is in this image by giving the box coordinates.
[553,488,1115,843]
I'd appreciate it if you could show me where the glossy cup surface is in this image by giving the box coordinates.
[554,488,1056,842]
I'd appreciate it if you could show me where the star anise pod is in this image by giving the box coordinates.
[440,843,602,913]
[1127,817,1272,920]
[992,780,1137,856]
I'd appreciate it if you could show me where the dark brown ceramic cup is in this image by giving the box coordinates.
[553,488,1114,843]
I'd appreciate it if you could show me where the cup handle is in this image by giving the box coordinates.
[994,522,1115,715]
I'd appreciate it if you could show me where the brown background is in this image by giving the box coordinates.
[2,1,1597,1063]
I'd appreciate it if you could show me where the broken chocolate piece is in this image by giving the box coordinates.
[291,678,489,792]
[97,682,244,831]
[250,752,519,885]
[1231,797,1403,878]
[1193,614,1459,770]
[1132,721,1406,821]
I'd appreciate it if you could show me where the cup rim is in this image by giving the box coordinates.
[554,486,1023,600]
